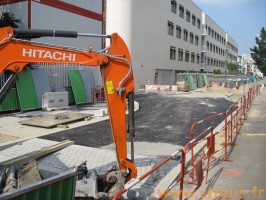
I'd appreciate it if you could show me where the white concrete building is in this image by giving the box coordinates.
[201,13,228,72]
[239,54,257,74]
[226,34,238,65]
[106,0,239,88]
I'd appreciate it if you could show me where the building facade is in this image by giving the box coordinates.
[106,0,239,88]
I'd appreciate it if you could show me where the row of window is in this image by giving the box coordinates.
[170,46,226,68]
[228,53,238,62]
[171,0,201,29]
[204,25,238,53]
[228,42,238,53]
[206,41,225,56]
[205,57,226,68]
[168,21,199,46]
[203,25,226,45]
[170,46,200,64]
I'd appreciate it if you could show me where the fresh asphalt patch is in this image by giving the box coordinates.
[39,93,233,148]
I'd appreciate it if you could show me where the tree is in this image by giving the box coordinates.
[213,69,222,74]
[227,63,239,74]
[250,27,266,74]
[0,12,21,28]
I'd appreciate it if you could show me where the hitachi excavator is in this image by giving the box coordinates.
[0,26,137,199]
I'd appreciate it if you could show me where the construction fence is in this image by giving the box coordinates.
[0,66,105,112]
[113,83,263,200]
[145,73,259,93]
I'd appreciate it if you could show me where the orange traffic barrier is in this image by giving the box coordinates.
[185,127,216,187]
[112,84,261,200]
[112,149,185,200]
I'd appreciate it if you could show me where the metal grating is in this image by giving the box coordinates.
[31,67,51,107]
[68,70,87,105]
[65,86,75,105]
[16,68,39,111]
[80,69,95,104]
[0,88,20,111]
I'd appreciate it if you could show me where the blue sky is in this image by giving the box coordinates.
[192,0,266,55]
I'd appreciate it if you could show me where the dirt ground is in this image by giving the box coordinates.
[40,93,233,147]
[0,133,19,144]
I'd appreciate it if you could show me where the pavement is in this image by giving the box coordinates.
[0,81,265,199]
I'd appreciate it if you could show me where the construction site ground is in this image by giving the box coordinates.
[0,81,265,199]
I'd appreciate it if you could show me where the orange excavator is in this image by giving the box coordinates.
[0,26,137,198]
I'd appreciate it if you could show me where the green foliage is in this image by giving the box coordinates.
[213,69,222,74]
[250,27,266,74]
[0,12,21,28]
[227,63,239,74]
[259,62,266,75]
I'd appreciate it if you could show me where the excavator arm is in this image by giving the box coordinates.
[0,27,137,197]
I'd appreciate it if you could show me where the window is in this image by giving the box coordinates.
[189,32,194,44]
[207,41,209,50]
[186,10,190,22]
[178,49,183,61]
[168,21,174,35]
[176,26,182,39]
[192,15,196,26]
[179,5,184,18]
[196,54,200,64]
[197,18,201,29]
[171,0,177,13]
[183,29,188,41]
[195,35,199,46]
[208,27,211,35]
[191,53,195,63]
[185,51,189,62]
[210,43,212,51]
[170,46,176,60]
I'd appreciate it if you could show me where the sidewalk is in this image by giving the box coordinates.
[193,80,266,200]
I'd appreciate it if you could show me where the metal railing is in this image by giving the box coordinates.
[113,84,262,200]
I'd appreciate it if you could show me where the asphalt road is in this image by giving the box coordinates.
[40,93,232,147]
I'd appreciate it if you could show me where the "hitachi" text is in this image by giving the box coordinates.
[22,48,76,62]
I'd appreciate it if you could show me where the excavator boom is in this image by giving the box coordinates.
[0,27,137,198]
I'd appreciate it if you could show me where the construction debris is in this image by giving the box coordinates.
[177,81,190,92]
[57,124,70,129]
[17,160,42,188]
[0,140,74,195]
[2,166,17,193]
[0,165,6,193]
[54,114,70,120]
[0,160,43,195]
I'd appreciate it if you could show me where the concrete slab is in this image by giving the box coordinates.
[20,112,91,128]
